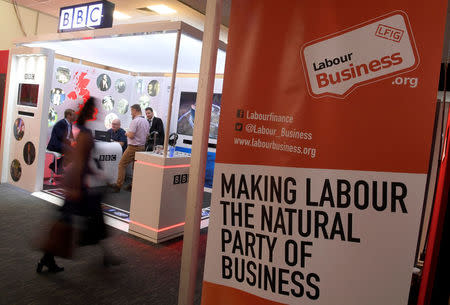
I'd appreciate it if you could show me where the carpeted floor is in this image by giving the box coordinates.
[44,181,212,213]
[99,188,211,212]
[0,183,208,305]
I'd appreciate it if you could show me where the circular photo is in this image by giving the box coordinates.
[104,113,119,130]
[48,107,58,127]
[139,95,150,110]
[23,141,36,165]
[13,118,25,141]
[97,74,111,91]
[147,80,160,97]
[136,79,144,95]
[102,96,114,111]
[56,67,71,84]
[10,159,22,182]
[51,88,66,105]
[117,98,129,114]
[115,79,126,93]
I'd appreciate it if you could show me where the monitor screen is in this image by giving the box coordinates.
[177,92,222,139]
[95,130,111,142]
[17,83,39,107]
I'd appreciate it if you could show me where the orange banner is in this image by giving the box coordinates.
[202,1,447,305]
[215,1,446,174]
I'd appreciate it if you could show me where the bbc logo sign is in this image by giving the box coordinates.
[98,154,117,161]
[58,1,114,33]
[173,174,189,185]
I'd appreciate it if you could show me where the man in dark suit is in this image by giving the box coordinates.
[47,108,75,174]
[145,107,165,151]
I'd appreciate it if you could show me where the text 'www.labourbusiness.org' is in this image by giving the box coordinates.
[233,137,317,158]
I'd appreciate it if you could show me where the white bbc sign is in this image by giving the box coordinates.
[58,1,114,32]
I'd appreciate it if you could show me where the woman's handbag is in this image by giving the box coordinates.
[38,219,74,259]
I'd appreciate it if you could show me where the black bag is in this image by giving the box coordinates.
[37,219,75,259]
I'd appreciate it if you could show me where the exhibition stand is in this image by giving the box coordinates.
[0,21,226,242]
[129,151,191,243]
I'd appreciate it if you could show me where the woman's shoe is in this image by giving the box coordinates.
[36,258,64,273]
[36,261,44,273]
[48,262,64,273]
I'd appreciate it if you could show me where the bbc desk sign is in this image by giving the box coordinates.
[58,0,115,33]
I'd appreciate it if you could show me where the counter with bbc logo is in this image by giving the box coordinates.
[86,140,122,187]
[128,151,191,243]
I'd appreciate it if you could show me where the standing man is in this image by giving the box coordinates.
[107,118,127,152]
[109,104,149,192]
[145,107,165,151]
[47,108,75,174]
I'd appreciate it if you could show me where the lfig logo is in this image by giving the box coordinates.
[301,11,419,99]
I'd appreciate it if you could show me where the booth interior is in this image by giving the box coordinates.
[1,21,226,242]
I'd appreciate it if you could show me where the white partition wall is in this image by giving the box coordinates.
[46,60,175,140]
[1,48,54,192]
[133,76,171,126]
[48,59,136,134]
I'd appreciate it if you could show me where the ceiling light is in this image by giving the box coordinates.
[114,11,131,20]
[147,4,177,15]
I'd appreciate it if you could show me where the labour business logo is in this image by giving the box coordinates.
[300,11,419,99]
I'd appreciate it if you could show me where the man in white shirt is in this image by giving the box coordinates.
[109,104,149,192]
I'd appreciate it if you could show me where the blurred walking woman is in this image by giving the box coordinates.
[37,98,100,273]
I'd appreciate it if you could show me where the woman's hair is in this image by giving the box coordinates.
[77,97,96,126]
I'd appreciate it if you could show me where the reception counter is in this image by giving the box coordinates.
[86,141,123,187]
[128,151,191,243]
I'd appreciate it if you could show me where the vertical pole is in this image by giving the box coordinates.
[177,0,222,304]
[35,11,40,35]
[163,29,181,157]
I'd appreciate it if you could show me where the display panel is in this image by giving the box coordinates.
[17,83,39,107]
[177,92,221,139]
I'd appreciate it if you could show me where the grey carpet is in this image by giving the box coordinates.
[97,185,132,211]
[0,184,207,305]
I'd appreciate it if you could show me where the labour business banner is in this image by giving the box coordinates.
[201,1,447,305]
